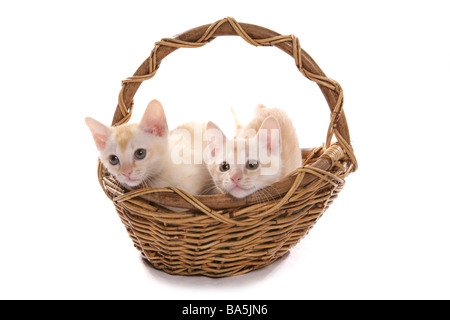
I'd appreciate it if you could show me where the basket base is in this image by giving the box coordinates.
[138,247,293,278]
[130,227,311,278]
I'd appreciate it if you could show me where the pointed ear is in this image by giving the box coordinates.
[85,117,110,151]
[257,116,281,154]
[205,121,226,159]
[140,99,168,137]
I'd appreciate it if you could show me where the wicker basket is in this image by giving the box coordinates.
[97,17,358,277]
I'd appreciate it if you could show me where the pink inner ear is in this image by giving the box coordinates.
[209,142,217,158]
[266,135,273,152]
[268,129,281,153]
[207,136,220,158]
[142,120,167,137]
[258,117,281,153]
[206,123,226,159]
[259,129,280,154]
[148,125,163,137]
[141,100,168,137]
[94,133,107,150]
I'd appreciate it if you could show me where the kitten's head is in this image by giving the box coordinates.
[205,117,282,198]
[86,99,169,187]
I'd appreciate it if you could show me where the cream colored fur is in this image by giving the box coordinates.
[239,105,302,177]
[86,100,211,196]
[205,105,301,199]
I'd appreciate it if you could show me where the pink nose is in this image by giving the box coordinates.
[231,174,242,183]
[123,169,132,177]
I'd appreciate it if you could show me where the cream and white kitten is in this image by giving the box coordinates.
[86,99,211,195]
[205,105,302,198]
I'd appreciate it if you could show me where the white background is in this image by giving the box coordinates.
[1,0,449,300]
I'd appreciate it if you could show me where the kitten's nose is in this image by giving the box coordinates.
[231,173,242,183]
[123,169,133,177]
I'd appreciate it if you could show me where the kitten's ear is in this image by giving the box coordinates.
[140,99,168,137]
[257,116,281,154]
[205,121,226,159]
[85,117,110,151]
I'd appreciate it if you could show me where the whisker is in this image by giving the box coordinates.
[201,184,222,195]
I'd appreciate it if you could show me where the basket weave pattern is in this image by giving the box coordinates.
[98,17,357,277]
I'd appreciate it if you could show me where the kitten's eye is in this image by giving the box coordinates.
[219,161,230,172]
[246,160,259,170]
[109,155,119,165]
[134,148,146,160]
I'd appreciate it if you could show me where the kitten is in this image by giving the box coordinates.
[205,105,302,198]
[85,99,211,196]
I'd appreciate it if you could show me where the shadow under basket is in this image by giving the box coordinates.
[97,17,358,278]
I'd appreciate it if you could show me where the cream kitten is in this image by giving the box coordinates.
[86,99,211,195]
[205,105,302,198]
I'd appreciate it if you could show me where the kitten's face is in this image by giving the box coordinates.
[206,118,282,198]
[99,124,168,187]
[86,100,169,187]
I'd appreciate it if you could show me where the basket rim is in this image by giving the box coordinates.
[103,143,350,211]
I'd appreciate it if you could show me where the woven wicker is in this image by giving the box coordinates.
[97,17,358,277]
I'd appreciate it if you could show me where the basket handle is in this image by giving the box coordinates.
[112,17,353,156]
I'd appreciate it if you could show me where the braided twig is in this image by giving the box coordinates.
[103,17,358,224]
[96,19,358,277]
[115,17,356,170]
